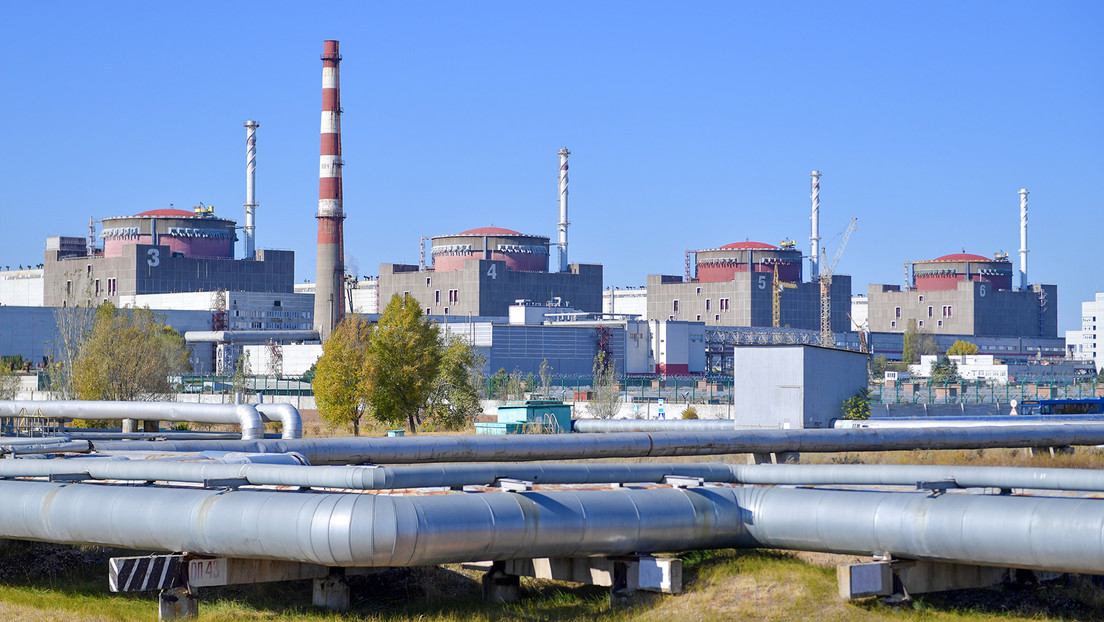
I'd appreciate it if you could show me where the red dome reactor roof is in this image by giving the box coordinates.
[458,226,523,236]
[930,253,991,262]
[718,241,778,250]
[136,208,199,218]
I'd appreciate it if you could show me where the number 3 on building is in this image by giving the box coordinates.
[486,264,497,279]
[147,248,160,267]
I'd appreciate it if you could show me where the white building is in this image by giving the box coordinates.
[121,291,313,331]
[1079,293,1104,372]
[603,286,648,318]
[295,278,378,315]
[0,268,44,306]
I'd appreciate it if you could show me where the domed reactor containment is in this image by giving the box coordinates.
[429,227,550,273]
[43,205,293,307]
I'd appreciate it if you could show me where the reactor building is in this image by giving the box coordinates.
[42,206,294,307]
[646,240,851,331]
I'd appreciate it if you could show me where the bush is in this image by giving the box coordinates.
[682,406,698,419]
[841,388,871,420]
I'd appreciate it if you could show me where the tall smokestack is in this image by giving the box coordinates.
[243,120,259,259]
[1018,188,1029,290]
[809,170,821,279]
[557,148,570,272]
[314,40,346,340]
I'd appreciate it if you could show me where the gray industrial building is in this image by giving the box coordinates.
[379,259,603,319]
[867,253,1057,338]
[646,272,852,331]
[732,345,868,428]
[43,208,294,308]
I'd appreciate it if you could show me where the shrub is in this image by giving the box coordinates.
[841,388,871,420]
[682,406,698,419]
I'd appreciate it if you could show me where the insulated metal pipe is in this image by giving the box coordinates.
[573,419,737,432]
[0,401,266,440]
[834,415,1104,429]
[88,424,1104,465]
[254,403,304,439]
[183,330,320,344]
[3,480,1104,574]
[6,459,1104,494]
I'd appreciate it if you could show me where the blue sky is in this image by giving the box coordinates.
[2,2,1101,333]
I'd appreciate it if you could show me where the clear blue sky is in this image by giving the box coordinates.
[2,2,1100,333]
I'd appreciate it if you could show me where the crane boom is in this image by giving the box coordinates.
[819,218,858,348]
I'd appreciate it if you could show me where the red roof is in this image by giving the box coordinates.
[718,241,778,250]
[136,209,197,217]
[458,227,523,235]
[929,253,993,262]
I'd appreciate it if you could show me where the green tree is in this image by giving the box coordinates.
[841,388,871,420]
[48,273,98,398]
[366,294,441,431]
[70,303,191,402]
[0,365,18,400]
[870,355,890,380]
[589,351,622,419]
[312,315,372,436]
[929,355,960,384]
[946,340,979,356]
[423,333,485,430]
[901,319,938,364]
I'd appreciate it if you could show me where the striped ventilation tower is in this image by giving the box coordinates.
[557,148,570,272]
[314,40,346,340]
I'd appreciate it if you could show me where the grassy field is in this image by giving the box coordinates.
[2,542,1103,621]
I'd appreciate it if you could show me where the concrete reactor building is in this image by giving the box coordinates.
[43,206,294,308]
[646,240,851,331]
[866,190,1057,339]
[377,149,603,318]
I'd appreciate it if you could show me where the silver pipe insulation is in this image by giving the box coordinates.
[2,480,1103,574]
[6,458,1104,494]
[88,424,1104,465]
[255,403,304,439]
[0,401,303,440]
[834,415,1104,429]
[0,440,91,455]
[573,419,736,432]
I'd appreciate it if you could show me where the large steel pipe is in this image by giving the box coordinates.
[255,403,304,439]
[3,481,1104,574]
[89,424,1104,465]
[0,401,267,440]
[573,419,736,432]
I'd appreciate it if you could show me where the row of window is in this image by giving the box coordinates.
[432,290,460,305]
[672,298,730,313]
[895,305,953,319]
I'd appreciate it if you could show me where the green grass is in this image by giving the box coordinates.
[3,545,1104,621]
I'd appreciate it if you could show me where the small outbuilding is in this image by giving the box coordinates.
[733,344,867,428]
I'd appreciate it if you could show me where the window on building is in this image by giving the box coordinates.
[918,320,924,328]
[891,321,896,328]
[942,305,953,318]
[705,299,711,311]
[435,290,440,304]
[696,287,702,295]
[673,300,679,313]
[714,314,720,321]
[938,320,944,327]
[895,306,901,318]
[426,308,431,315]
[449,289,459,303]
[696,315,701,321]
[444,307,449,315]
[918,295,924,303]
[720,298,730,311]
[426,277,431,287]
[66,281,72,296]
[928,306,933,318]
[404,291,410,298]
[94,280,100,296]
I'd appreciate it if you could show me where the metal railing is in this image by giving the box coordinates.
[871,379,1104,404]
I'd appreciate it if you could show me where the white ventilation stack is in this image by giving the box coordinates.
[557,148,570,272]
[809,170,822,279]
[1018,188,1030,290]
[243,120,259,259]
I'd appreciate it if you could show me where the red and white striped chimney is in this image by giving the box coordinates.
[314,40,346,340]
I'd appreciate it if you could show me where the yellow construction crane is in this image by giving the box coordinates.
[848,312,868,353]
[819,217,857,348]
[772,264,797,328]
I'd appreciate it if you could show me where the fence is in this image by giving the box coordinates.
[485,374,734,407]
[872,379,1104,405]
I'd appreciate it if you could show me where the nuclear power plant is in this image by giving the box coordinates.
[4,39,1076,377]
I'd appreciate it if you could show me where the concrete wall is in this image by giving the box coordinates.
[732,345,868,428]
[0,269,44,306]
[44,245,294,307]
[380,260,603,319]
[868,281,1057,338]
[646,272,851,331]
